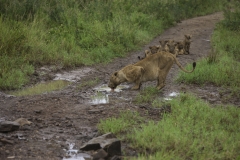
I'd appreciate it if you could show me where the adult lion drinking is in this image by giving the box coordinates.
[108,51,196,91]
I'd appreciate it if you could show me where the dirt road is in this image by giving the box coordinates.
[1,12,233,160]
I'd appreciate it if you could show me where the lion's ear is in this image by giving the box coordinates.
[149,46,152,49]
[185,34,191,39]
[114,72,118,76]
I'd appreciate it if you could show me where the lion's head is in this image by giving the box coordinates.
[166,40,177,53]
[138,50,154,60]
[108,71,121,90]
[159,40,168,48]
[149,45,161,54]
[184,34,192,41]
[145,50,153,57]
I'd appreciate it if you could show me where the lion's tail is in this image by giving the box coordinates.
[174,56,196,73]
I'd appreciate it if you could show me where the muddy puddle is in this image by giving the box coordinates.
[63,142,91,160]
[87,84,130,105]
[54,68,95,82]
[93,84,129,93]
[90,84,180,105]
[164,91,180,101]
[90,92,109,105]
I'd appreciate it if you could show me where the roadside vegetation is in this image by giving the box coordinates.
[98,93,240,160]
[177,0,240,96]
[98,110,144,135]
[0,0,225,90]
[134,87,160,104]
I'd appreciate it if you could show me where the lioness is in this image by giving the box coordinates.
[108,51,196,91]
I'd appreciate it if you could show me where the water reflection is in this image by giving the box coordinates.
[63,142,91,160]
[90,92,109,104]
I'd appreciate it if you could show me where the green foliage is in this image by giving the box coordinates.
[10,80,70,96]
[129,94,240,160]
[97,110,143,135]
[177,55,240,88]
[0,0,225,90]
[221,0,240,31]
[134,87,160,104]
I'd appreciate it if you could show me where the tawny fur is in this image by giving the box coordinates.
[109,51,196,90]
[14,118,32,127]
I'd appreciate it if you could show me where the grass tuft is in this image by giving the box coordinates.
[97,110,144,135]
[10,80,70,96]
[134,87,160,104]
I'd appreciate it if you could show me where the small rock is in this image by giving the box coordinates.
[88,109,103,114]
[76,135,88,140]
[110,155,121,160]
[7,156,15,159]
[80,133,121,156]
[92,149,108,160]
[34,110,42,114]
[0,138,14,144]
[0,121,20,132]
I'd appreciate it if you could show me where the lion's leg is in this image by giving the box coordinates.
[130,67,143,90]
[178,49,184,55]
[157,63,173,90]
[131,81,141,90]
[157,73,165,90]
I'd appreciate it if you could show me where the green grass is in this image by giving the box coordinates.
[134,87,160,104]
[177,54,240,87]
[10,80,70,96]
[98,93,240,160]
[129,94,240,159]
[0,0,225,90]
[97,110,144,135]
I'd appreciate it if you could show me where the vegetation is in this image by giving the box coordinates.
[9,80,70,96]
[134,87,160,104]
[0,0,225,90]
[177,0,240,94]
[97,110,144,135]
[98,93,240,160]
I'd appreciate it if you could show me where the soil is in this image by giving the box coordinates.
[1,12,238,160]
